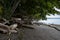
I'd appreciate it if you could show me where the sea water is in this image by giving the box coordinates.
[39,18,60,25]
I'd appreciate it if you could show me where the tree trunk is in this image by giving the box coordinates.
[10,0,20,17]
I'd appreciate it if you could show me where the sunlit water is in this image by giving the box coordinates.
[39,18,60,25]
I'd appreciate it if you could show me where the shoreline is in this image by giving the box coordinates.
[33,22,60,26]
[0,23,60,40]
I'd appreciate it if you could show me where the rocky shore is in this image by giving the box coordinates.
[0,23,60,40]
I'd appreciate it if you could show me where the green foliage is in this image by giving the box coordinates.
[0,0,60,20]
[0,5,3,15]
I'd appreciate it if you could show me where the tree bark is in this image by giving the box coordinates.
[0,23,9,33]
[10,0,20,17]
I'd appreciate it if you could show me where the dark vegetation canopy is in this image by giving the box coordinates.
[0,0,60,20]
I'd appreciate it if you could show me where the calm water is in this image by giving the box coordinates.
[39,18,60,24]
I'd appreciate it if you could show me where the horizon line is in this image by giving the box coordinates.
[47,18,60,19]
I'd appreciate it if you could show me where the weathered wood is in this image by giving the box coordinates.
[10,24,18,30]
[0,23,9,30]
[0,18,9,24]
[0,23,18,33]
[0,23,9,33]
[10,18,34,29]
[22,24,34,29]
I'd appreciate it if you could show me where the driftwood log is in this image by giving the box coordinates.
[11,18,34,29]
[0,23,18,33]
[0,18,9,25]
[0,17,34,34]
[0,23,9,33]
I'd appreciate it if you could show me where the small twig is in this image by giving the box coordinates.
[8,31,11,40]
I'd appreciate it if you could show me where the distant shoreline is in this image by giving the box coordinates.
[47,18,60,19]
[33,22,60,26]
[39,18,60,25]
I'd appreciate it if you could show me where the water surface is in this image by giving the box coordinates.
[39,18,60,25]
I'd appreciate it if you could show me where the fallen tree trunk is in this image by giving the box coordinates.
[10,17,34,29]
[0,23,18,34]
[22,24,34,29]
[0,18,9,24]
[0,23,9,33]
